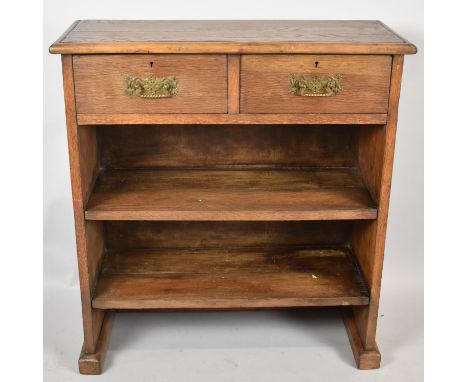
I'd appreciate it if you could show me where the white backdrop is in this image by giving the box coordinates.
[44,1,423,381]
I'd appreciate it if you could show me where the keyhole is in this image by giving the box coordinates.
[315,61,319,68]
[150,61,154,68]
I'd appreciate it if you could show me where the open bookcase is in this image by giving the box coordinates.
[86,124,377,309]
[50,20,416,374]
[73,121,392,372]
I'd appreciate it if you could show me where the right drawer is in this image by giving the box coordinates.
[240,55,392,114]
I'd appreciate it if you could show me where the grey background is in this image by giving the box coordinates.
[44,1,423,381]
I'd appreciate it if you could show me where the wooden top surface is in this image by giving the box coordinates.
[50,20,416,54]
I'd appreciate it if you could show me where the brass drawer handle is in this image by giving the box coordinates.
[289,74,342,97]
[125,75,178,98]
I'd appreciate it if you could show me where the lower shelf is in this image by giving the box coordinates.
[92,247,369,309]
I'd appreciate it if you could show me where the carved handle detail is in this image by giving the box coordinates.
[125,76,178,98]
[289,74,342,97]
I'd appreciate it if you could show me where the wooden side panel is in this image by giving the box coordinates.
[342,308,381,369]
[350,125,387,284]
[73,54,227,114]
[98,124,358,168]
[79,311,115,375]
[351,55,405,349]
[78,125,99,204]
[61,55,106,353]
[357,126,386,203]
[241,55,391,114]
[105,221,353,251]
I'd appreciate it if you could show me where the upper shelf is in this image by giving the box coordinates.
[50,20,417,55]
[85,168,377,221]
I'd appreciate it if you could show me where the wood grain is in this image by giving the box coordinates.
[350,56,405,352]
[342,308,381,369]
[49,20,417,54]
[240,55,391,114]
[98,124,358,168]
[61,55,106,354]
[52,20,416,372]
[104,221,353,251]
[77,125,99,205]
[77,113,387,125]
[73,54,227,114]
[227,54,240,113]
[78,311,114,375]
[93,247,369,309]
[85,168,377,221]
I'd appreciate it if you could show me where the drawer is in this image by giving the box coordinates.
[73,55,227,114]
[240,55,391,114]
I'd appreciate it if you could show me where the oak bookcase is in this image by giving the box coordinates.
[50,20,416,374]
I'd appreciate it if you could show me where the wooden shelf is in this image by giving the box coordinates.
[92,247,369,309]
[85,168,377,221]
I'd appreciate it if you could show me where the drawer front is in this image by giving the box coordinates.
[73,55,227,114]
[240,55,391,114]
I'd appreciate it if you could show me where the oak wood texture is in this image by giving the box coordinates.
[98,124,358,168]
[73,54,227,114]
[50,20,417,54]
[227,55,240,113]
[61,56,107,354]
[241,55,391,114]
[85,168,377,221]
[93,247,369,309]
[77,113,387,125]
[52,20,415,373]
[342,308,381,369]
[78,311,114,375]
[349,56,405,354]
[104,221,353,250]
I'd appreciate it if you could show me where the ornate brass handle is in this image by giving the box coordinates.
[125,75,178,98]
[289,74,342,97]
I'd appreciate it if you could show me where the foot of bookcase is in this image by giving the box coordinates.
[342,308,381,369]
[78,311,114,375]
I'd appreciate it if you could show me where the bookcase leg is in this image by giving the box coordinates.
[342,308,381,369]
[78,311,115,375]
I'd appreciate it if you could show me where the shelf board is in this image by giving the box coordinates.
[92,247,369,309]
[85,168,377,221]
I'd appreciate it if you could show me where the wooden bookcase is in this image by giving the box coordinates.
[50,20,416,374]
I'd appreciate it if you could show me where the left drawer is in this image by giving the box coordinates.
[73,54,228,114]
